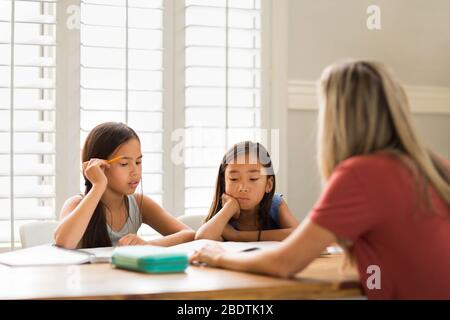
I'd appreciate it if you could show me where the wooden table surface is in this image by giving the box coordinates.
[0,254,363,300]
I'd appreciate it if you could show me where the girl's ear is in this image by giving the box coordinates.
[265,176,274,193]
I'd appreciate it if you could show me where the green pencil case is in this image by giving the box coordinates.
[111,246,188,274]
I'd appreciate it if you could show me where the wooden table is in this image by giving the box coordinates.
[0,254,363,300]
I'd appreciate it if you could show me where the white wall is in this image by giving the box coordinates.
[288,0,450,85]
[286,0,450,220]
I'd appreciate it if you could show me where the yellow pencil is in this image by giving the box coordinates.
[107,156,123,164]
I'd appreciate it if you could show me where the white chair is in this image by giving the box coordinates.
[19,221,59,248]
[177,214,206,231]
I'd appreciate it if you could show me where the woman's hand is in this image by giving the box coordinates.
[82,158,110,189]
[189,243,226,267]
[118,234,148,246]
[221,193,240,219]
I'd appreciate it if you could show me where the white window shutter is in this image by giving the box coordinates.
[0,0,58,249]
[0,0,270,247]
[80,0,165,209]
[184,0,262,215]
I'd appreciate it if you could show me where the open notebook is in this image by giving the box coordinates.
[170,239,281,255]
[170,240,342,255]
[0,242,246,267]
[0,241,342,267]
[0,244,115,267]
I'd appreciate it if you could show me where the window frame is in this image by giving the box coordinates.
[0,0,59,250]
[52,0,288,222]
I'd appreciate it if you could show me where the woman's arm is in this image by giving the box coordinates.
[224,228,295,242]
[190,218,337,278]
[195,197,240,241]
[118,194,195,247]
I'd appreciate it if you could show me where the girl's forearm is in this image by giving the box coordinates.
[147,229,196,247]
[195,203,236,240]
[233,228,295,242]
[54,186,105,249]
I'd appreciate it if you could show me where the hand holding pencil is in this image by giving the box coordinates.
[82,155,124,189]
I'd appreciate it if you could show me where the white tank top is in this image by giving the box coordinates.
[106,195,143,246]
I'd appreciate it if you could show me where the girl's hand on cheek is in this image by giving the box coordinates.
[221,193,240,219]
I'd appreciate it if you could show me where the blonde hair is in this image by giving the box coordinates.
[317,60,450,266]
[317,60,450,209]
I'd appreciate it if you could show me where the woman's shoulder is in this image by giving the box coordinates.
[337,153,410,177]
[332,153,420,199]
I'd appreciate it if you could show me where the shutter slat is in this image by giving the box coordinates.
[81,65,163,72]
[0,142,54,155]
[15,0,57,3]
[186,85,259,91]
[185,105,259,110]
[80,106,163,112]
[0,78,55,89]
[81,22,163,31]
[0,121,55,133]
[186,65,261,71]
[0,207,54,221]
[186,44,260,51]
[0,35,56,46]
[0,186,55,199]
[0,100,55,111]
[80,85,163,92]
[81,1,163,10]
[81,44,163,51]
[0,164,54,176]
[0,57,55,67]
[185,25,260,33]
[185,4,260,13]
[0,15,56,24]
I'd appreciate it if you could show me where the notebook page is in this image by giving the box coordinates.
[79,246,115,263]
[0,244,90,267]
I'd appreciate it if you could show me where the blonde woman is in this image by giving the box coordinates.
[190,61,450,299]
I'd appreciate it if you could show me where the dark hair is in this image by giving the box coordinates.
[81,122,140,248]
[205,141,276,231]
